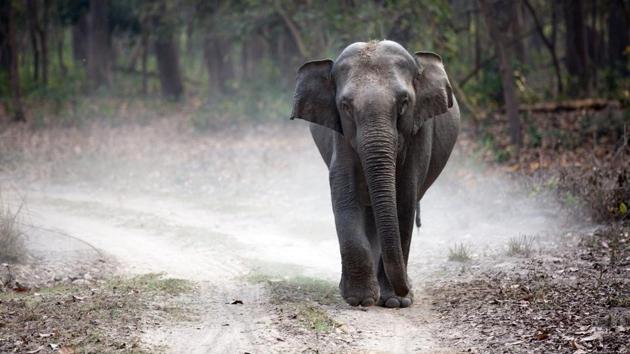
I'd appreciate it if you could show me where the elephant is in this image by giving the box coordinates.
[290,40,460,308]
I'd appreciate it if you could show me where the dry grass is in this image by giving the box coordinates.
[506,235,535,257]
[0,273,194,353]
[429,227,630,353]
[448,243,472,262]
[0,194,25,263]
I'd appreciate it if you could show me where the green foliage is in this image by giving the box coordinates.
[620,202,628,216]
[4,0,628,132]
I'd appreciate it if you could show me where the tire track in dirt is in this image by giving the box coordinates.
[19,189,453,353]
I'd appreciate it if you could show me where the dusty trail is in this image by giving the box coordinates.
[4,123,566,353]
[19,184,448,352]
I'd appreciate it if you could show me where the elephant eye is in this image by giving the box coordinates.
[399,97,409,116]
[341,101,352,116]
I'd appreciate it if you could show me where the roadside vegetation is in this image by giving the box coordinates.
[0,193,25,264]
[0,273,194,353]
[429,224,629,353]
[448,243,472,263]
[248,274,341,334]
[506,235,535,257]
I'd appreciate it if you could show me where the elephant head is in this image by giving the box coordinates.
[290,40,453,297]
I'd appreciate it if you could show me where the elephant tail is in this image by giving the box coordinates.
[415,201,421,229]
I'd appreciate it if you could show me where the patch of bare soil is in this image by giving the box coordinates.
[0,273,194,353]
[428,225,630,353]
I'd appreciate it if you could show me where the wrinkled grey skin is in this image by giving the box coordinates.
[291,40,460,308]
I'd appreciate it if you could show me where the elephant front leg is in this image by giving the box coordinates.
[375,204,416,307]
[375,177,418,308]
[333,206,380,307]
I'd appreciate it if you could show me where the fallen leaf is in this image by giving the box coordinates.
[13,282,30,292]
[534,330,549,340]
[581,331,603,342]
[570,339,585,350]
[58,346,75,354]
[38,333,54,338]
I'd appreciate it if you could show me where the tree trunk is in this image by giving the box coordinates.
[0,2,9,74]
[523,0,563,95]
[155,33,184,100]
[510,0,526,63]
[204,35,234,96]
[479,0,522,149]
[551,1,561,93]
[274,2,310,58]
[563,0,590,95]
[41,0,50,86]
[86,0,110,90]
[57,29,67,76]
[26,0,40,82]
[72,11,88,65]
[474,4,481,79]
[203,37,219,97]
[4,0,25,122]
[607,0,629,84]
[141,29,148,96]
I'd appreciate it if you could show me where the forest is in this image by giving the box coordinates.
[0,0,629,353]
[0,0,626,122]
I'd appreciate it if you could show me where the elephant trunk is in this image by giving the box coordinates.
[359,129,409,297]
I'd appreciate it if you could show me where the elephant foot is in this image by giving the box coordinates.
[377,272,414,308]
[377,290,414,308]
[339,274,379,307]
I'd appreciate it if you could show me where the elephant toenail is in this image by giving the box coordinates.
[384,297,400,308]
[400,297,412,308]
[361,298,375,307]
[345,297,360,306]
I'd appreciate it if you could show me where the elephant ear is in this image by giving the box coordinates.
[290,59,342,135]
[413,51,453,132]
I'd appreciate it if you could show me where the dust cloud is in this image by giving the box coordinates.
[6,120,572,285]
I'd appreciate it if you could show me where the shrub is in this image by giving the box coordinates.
[0,196,25,263]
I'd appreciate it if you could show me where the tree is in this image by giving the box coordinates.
[2,0,25,122]
[479,0,522,149]
[523,0,563,95]
[86,0,110,90]
[607,0,629,88]
[26,0,40,82]
[155,31,184,100]
[563,0,590,95]
[72,10,88,65]
[41,0,50,86]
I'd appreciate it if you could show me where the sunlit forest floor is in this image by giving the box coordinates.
[0,99,628,353]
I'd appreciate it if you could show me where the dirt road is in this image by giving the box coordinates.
[3,122,568,353]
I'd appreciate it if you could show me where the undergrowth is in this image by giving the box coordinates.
[0,193,25,263]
